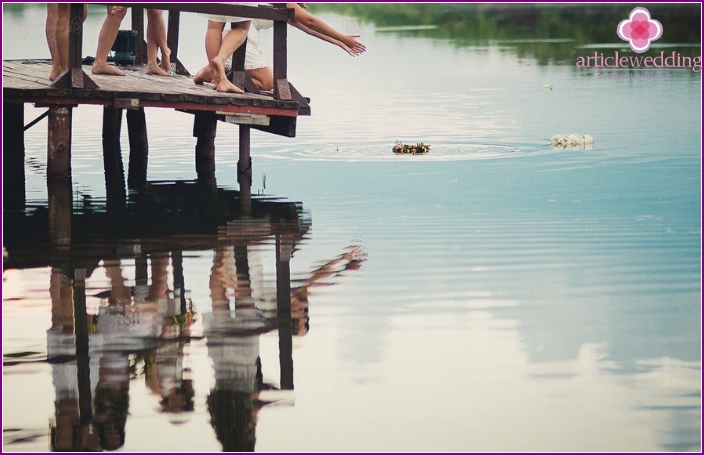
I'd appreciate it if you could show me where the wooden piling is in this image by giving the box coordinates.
[238,126,252,215]
[135,255,149,301]
[48,106,73,178]
[102,107,126,210]
[47,106,74,245]
[3,103,25,210]
[172,250,189,315]
[276,234,294,390]
[193,111,218,192]
[72,267,93,425]
[126,108,149,191]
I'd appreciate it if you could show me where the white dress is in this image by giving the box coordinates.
[200,2,269,24]
[245,18,274,70]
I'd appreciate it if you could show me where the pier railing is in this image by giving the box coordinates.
[54,2,294,100]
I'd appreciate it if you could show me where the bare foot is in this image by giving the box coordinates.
[193,65,214,85]
[211,57,243,93]
[215,78,244,93]
[49,66,64,81]
[146,63,171,77]
[160,47,172,74]
[91,62,125,76]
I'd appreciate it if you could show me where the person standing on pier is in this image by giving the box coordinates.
[91,6,171,77]
[45,3,87,81]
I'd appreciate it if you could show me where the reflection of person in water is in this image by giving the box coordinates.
[90,258,144,451]
[205,245,262,451]
[141,253,196,416]
[204,244,365,451]
[291,244,365,336]
[48,260,136,452]
[91,354,130,451]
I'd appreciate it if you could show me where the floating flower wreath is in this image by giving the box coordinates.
[550,134,594,150]
[392,141,431,155]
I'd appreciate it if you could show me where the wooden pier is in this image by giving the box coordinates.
[2,3,311,245]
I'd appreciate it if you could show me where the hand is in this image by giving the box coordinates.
[341,34,366,56]
[341,245,366,262]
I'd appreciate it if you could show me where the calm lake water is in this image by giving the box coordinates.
[2,4,702,452]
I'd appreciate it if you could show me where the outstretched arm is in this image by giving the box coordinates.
[287,3,366,56]
[291,21,364,56]
[303,245,366,287]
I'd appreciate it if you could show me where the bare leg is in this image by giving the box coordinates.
[46,4,61,80]
[147,254,170,301]
[247,67,274,91]
[46,4,72,80]
[209,247,233,306]
[145,9,170,76]
[194,20,224,84]
[211,21,250,93]
[103,260,132,304]
[91,5,127,76]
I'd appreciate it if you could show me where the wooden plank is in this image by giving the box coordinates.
[4,59,303,122]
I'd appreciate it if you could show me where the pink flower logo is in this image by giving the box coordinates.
[617,7,663,53]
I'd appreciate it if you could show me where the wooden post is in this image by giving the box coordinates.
[47,106,73,245]
[102,107,126,211]
[172,250,188,315]
[272,12,291,100]
[48,106,73,178]
[3,103,25,210]
[134,255,149,301]
[276,234,294,390]
[72,267,93,425]
[167,10,189,75]
[193,111,218,192]
[238,126,252,215]
[230,31,247,90]
[131,6,147,65]
[126,108,149,191]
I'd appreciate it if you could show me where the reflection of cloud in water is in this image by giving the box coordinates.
[292,313,700,452]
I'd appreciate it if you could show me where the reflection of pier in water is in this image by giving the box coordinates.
[3,182,310,451]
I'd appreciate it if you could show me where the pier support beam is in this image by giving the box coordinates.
[126,108,149,192]
[276,235,294,390]
[194,112,218,193]
[71,267,93,426]
[102,107,126,211]
[47,106,74,245]
[3,103,26,210]
[238,126,252,215]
